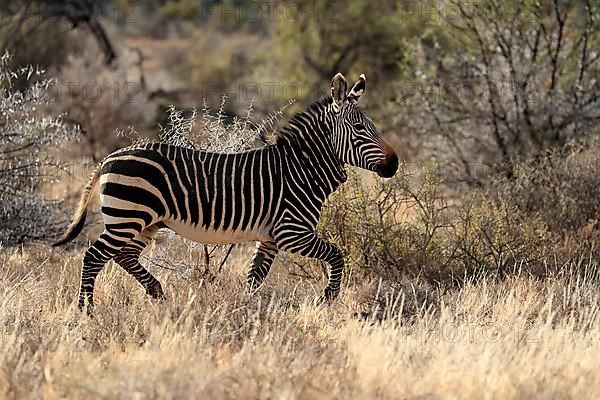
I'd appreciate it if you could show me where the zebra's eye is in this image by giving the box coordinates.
[353,123,365,130]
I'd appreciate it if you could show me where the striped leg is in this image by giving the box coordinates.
[113,225,164,300]
[247,241,279,293]
[79,230,132,311]
[277,232,344,305]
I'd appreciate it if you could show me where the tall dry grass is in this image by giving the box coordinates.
[1,233,599,399]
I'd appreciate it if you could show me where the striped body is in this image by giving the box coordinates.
[54,73,399,311]
[101,143,284,245]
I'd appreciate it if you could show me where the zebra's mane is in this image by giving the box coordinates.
[275,96,333,144]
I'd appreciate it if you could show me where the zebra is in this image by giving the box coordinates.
[53,73,399,311]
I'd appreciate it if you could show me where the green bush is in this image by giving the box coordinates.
[494,137,600,261]
[315,163,554,284]
[445,197,551,278]
[319,165,447,279]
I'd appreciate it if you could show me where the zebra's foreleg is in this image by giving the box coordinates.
[278,232,344,305]
[247,241,279,293]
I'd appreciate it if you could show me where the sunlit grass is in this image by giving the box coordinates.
[1,237,599,399]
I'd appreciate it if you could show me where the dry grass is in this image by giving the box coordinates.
[1,234,600,400]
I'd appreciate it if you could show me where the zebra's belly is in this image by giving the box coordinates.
[162,219,271,244]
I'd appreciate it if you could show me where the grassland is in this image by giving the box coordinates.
[1,233,599,399]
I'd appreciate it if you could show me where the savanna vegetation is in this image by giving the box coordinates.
[1,1,600,398]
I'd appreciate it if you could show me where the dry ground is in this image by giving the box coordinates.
[1,234,599,399]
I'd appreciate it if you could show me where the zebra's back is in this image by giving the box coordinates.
[99,142,284,244]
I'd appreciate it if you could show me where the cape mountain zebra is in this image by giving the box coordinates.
[54,73,398,310]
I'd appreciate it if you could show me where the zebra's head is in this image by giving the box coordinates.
[329,73,398,178]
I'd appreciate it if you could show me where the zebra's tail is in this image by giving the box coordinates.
[52,166,101,247]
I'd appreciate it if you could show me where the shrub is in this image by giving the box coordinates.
[0,54,78,245]
[319,165,449,279]
[445,197,551,278]
[493,137,600,260]
[317,163,553,284]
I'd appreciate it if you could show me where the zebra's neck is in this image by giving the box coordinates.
[276,96,347,199]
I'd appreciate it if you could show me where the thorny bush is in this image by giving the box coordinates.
[0,53,77,245]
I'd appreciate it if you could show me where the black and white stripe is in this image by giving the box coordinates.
[54,73,399,310]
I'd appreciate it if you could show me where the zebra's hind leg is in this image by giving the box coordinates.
[79,230,132,312]
[113,225,164,300]
[246,241,279,293]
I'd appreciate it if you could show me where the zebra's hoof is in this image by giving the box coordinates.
[148,288,165,301]
[246,278,262,295]
[78,296,95,315]
[313,295,327,307]
[313,287,338,307]
[79,303,94,316]
[149,294,166,304]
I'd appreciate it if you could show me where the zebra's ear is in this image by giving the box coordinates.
[347,74,366,102]
[331,72,348,110]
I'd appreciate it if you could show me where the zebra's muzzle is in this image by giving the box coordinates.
[375,152,398,178]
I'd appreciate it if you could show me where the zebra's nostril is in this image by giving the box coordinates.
[376,153,398,178]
